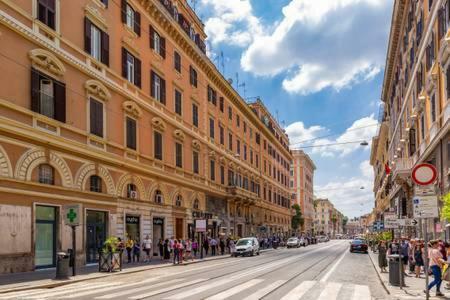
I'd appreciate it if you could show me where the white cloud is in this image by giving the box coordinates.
[239,0,391,94]
[360,160,374,179]
[286,115,378,157]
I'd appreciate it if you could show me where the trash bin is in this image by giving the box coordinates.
[388,254,404,286]
[55,252,70,280]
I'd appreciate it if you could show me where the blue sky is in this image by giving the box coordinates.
[195,0,393,217]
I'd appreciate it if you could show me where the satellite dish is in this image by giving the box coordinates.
[227,78,233,84]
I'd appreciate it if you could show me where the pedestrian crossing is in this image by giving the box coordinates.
[0,278,375,300]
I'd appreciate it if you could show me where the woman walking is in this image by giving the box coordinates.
[163,239,170,260]
[414,242,424,278]
[185,239,194,261]
[378,240,388,273]
[192,239,198,257]
[426,240,447,297]
[158,239,164,260]
[173,240,180,265]
[142,235,152,262]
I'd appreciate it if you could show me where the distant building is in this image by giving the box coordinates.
[313,198,344,237]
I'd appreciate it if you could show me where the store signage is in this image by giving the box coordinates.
[63,204,81,226]
[373,221,384,231]
[192,210,213,220]
[126,216,139,224]
[413,196,439,218]
[153,218,164,225]
[384,212,398,229]
[195,219,207,232]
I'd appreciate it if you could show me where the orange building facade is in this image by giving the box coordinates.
[0,0,292,273]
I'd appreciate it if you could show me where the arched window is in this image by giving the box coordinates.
[193,199,199,210]
[155,190,163,204]
[90,175,102,193]
[38,164,54,185]
[127,183,137,198]
[175,194,182,207]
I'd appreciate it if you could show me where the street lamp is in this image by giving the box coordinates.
[293,140,370,149]
[360,141,369,146]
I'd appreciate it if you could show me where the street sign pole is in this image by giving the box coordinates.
[424,218,429,300]
[72,225,76,276]
[399,225,402,289]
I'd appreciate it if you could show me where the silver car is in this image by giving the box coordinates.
[287,237,300,248]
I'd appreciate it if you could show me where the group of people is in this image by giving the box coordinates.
[377,238,450,297]
[118,235,154,264]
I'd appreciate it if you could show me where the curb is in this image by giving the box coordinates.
[367,250,391,295]
[0,248,275,294]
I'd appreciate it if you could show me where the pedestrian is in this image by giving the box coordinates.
[185,239,193,261]
[414,242,424,278]
[158,239,164,260]
[203,237,209,256]
[219,238,225,255]
[173,240,180,264]
[163,239,170,260]
[169,236,175,259]
[425,240,447,297]
[125,237,134,263]
[210,237,217,256]
[378,240,388,273]
[408,239,416,274]
[142,235,152,262]
[192,239,198,257]
[133,239,140,263]
[229,239,236,256]
[178,240,184,263]
[400,239,409,276]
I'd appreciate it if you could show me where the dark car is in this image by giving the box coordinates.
[349,239,368,253]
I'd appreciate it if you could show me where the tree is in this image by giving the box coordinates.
[331,214,337,238]
[291,204,304,232]
[342,216,349,234]
[441,192,450,221]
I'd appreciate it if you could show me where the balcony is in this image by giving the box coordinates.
[227,185,257,202]
[391,157,414,184]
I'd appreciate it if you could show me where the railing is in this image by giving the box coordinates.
[391,157,414,180]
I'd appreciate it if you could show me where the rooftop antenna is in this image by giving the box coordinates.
[220,51,225,75]
[276,110,279,124]
[235,72,239,91]
[238,82,246,98]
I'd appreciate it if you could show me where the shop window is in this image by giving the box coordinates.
[38,164,54,185]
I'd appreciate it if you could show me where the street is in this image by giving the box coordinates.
[0,241,389,300]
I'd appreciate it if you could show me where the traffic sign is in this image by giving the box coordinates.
[63,204,81,226]
[384,212,398,229]
[413,196,439,218]
[412,163,437,186]
[373,221,384,231]
[397,218,418,226]
[195,219,206,232]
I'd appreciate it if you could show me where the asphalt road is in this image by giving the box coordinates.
[0,240,390,300]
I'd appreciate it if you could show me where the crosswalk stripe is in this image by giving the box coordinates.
[280,281,316,300]
[128,279,207,300]
[0,289,49,300]
[242,280,286,300]
[204,279,264,300]
[317,282,343,300]
[94,278,186,299]
[21,282,119,299]
[351,284,371,300]
[60,277,162,299]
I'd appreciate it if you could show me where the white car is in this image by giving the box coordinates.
[299,237,307,247]
[286,237,300,248]
[233,237,260,256]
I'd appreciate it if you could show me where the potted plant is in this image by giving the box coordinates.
[99,237,122,272]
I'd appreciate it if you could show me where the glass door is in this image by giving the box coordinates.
[35,206,56,268]
[86,210,107,264]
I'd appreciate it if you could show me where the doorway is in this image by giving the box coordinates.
[175,218,183,239]
[153,218,164,256]
[35,205,57,268]
[86,210,107,264]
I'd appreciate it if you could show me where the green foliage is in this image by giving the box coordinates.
[441,193,450,222]
[342,216,348,227]
[103,236,119,253]
[291,204,304,230]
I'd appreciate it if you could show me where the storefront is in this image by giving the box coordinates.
[152,217,164,256]
[125,215,140,241]
[35,205,57,268]
[85,210,107,264]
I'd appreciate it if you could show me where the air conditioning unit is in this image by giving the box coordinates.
[129,190,138,199]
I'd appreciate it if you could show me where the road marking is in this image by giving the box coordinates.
[20,282,118,299]
[242,280,286,300]
[317,282,342,300]
[0,289,49,299]
[128,279,207,300]
[280,280,316,300]
[352,284,371,300]
[94,278,186,299]
[320,248,347,282]
[60,277,162,298]
[204,279,264,300]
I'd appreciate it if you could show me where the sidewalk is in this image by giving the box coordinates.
[368,250,450,299]
[0,249,271,294]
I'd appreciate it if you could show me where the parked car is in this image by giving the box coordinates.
[233,237,260,256]
[317,236,329,243]
[349,239,368,253]
[299,237,307,247]
[287,237,300,248]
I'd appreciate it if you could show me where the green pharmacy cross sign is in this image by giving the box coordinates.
[67,209,77,223]
[64,205,80,226]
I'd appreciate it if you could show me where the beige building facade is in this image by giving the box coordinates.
[0,0,292,273]
[313,198,344,237]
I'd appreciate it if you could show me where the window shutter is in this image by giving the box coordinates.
[135,57,141,88]
[97,101,103,137]
[121,48,127,78]
[439,8,445,40]
[31,68,40,113]
[447,66,450,98]
[150,71,155,98]
[54,80,66,123]
[160,37,166,59]
[84,17,91,54]
[121,0,126,23]
[149,25,155,49]
[101,31,109,66]
[134,11,141,36]
[161,78,166,104]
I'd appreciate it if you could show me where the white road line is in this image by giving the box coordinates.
[128,279,207,300]
[0,289,49,300]
[18,282,118,299]
[317,282,343,300]
[94,278,185,299]
[320,249,347,282]
[352,284,371,300]
[242,280,286,300]
[280,281,316,300]
[60,277,162,299]
[204,279,264,300]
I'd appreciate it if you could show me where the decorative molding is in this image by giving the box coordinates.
[123,101,142,118]
[85,79,111,101]
[0,145,13,178]
[74,163,115,194]
[85,4,108,31]
[152,117,166,132]
[192,139,201,150]
[116,173,146,199]
[173,129,185,141]
[208,150,216,158]
[28,48,66,77]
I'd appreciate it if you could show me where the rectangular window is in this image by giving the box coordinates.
[220,165,225,185]
[175,142,183,168]
[39,164,54,185]
[237,140,241,155]
[219,125,224,145]
[189,66,198,87]
[256,154,259,168]
[31,69,66,122]
[219,97,224,112]
[243,121,247,133]
[192,103,199,127]
[228,106,232,120]
[210,160,215,181]
[84,18,110,65]
[38,0,55,30]
[209,118,215,139]
[431,93,437,123]
[151,71,166,104]
[150,26,166,58]
[207,86,217,105]
[122,48,141,87]
[193,151,199,174]
[174,89,182,116]
[126,117,137,150]
[154,131,163,160]
[250,150,253,164]
[174,51,181,72]
[421,114,425,140]
[90,98,104,138]
[236,115,240,127]
[121,1,140,35]
[244,144,247,160]
[90,176,102,193]
[228,132,233,151]
[255,133,260,145]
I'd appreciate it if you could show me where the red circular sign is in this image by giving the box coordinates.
[412,163,437,186]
